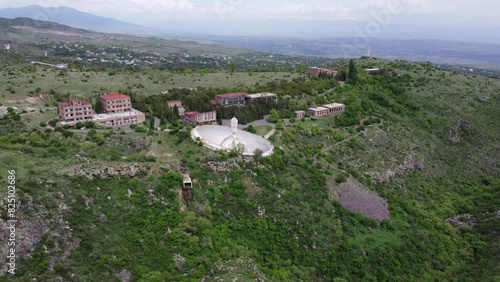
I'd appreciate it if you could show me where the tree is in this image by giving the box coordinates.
[84,121,95,128]
[94,96,103,114]
[246,124,256,134]
[48,119,58,127]
[229,59,236,74]
[75,122,84,129]
[173,105,180,120]
[269,109,280,123]
[347,59,359,85]
[297,63,308,74]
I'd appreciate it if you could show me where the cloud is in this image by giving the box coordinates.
[0,0,497,25]
[129,0,194,12]
[215,1,353,20]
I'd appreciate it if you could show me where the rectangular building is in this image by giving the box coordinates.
[213,92,247,107]
[167,100,183,108]
[308,103,345,117]
[309,67,338,78]
[294,110,306,119]
[100,92,131,113]
[245,93,278,103]
[58,99,95,124]
[323,103,345,114]
[181,111,217,124]
[167,100,186,116]
[92,108,146,127]
[308,106,330,117]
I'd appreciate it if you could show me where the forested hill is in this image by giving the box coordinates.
[0,57,499,281]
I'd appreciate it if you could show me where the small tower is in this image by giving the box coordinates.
[231,117,238,135]
[182,172,193,202]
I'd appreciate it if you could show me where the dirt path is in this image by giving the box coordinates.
[322,132,361,152]
[177,189,187,213]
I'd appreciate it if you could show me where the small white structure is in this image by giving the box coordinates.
[191,117,274,157]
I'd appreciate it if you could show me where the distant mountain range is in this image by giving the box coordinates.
[0,5,160,36]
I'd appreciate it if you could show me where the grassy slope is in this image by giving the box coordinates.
[0,68,298,103]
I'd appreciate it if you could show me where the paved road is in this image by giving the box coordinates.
[264,128,277,139]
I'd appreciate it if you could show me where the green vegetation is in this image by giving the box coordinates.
[0,57,499,281]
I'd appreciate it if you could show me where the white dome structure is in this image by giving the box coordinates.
[191,117,274,157]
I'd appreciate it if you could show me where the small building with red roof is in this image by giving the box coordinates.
[181,111,217,124]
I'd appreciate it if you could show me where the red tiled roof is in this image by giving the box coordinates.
[185,111,201,116]
[100,92,130,100]
[216,92,248,98]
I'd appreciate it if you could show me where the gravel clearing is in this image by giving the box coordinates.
[334,178,390,222]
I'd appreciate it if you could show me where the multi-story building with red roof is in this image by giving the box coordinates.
[100,92,132,113]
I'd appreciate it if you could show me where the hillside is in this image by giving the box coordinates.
[0,17,249,59]
[0,5,156,35]
[0,57,499,281]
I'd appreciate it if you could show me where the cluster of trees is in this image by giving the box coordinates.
[119,74,343,126]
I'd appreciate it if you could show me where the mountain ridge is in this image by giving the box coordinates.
[0,5,160,36]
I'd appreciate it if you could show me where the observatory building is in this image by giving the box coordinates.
[191,117,274,157]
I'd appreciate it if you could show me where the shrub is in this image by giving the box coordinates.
[75,122,84,129]
[84,121,95,128]
[49,119,57,127]
[62,130,74,138]
[134,126,147,133]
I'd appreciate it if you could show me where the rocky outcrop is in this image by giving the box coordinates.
[371,154,425,184]
[448,118,476,143]
[446,213,477,228]
[204,156,254,173]
[201,257,268,282]
[60,162,152,179]
[448,119,463,143]
[0,193,73,275]
[118,269,131,282]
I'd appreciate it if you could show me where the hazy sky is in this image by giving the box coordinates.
[1,0,498,24]
[0,0,499,41]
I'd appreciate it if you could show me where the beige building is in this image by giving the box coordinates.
[167,100,183,108]
[245,93,278,103]
[167,100,186,116]
[308,103,345,117]
[58,99,95,124]
[309,67,338,78]
[93,108,145,127]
